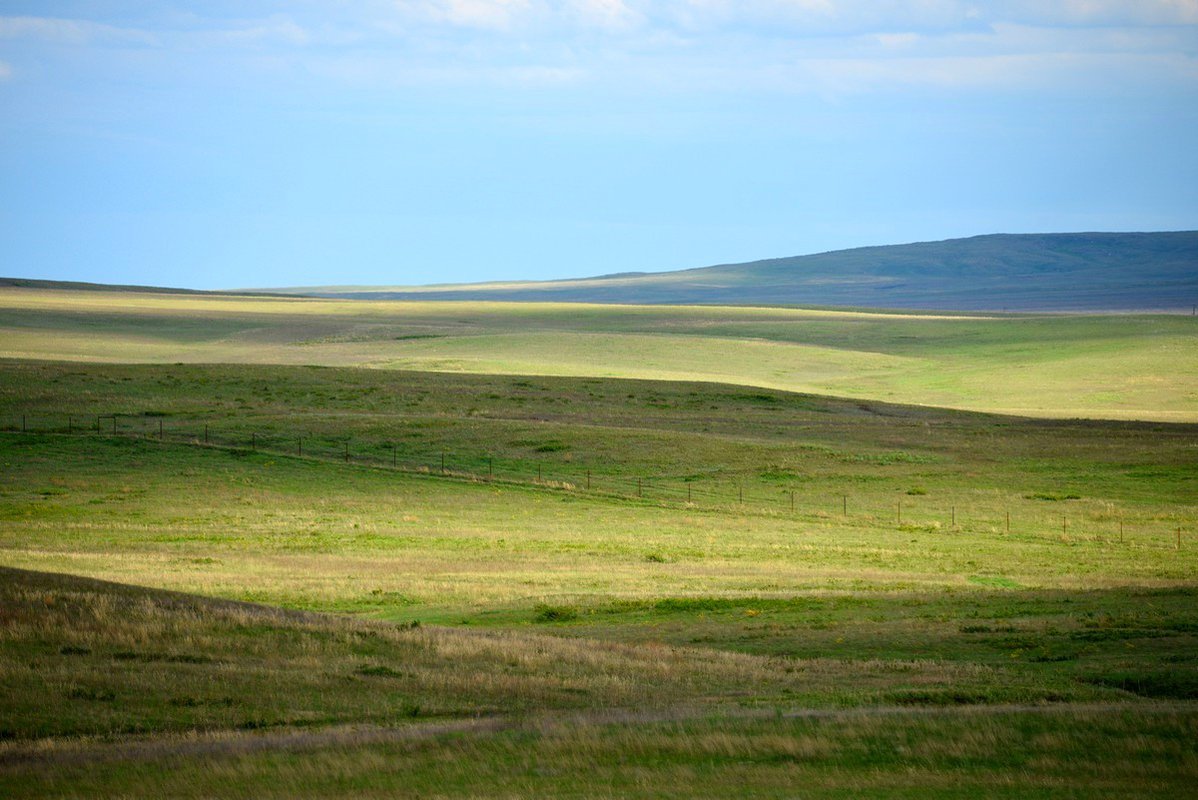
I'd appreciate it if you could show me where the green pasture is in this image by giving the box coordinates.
[1,363,1194,677]
[4,570,1196,798]
[1,287,1195,420]
[1,287,1196,795]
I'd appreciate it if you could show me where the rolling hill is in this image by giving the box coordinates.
[279,231,1198,311]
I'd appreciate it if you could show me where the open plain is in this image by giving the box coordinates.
[1,287,1196,797]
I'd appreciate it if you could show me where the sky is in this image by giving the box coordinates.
[1,2,1196,289]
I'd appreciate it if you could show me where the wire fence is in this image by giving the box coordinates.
[2,412,1191,551]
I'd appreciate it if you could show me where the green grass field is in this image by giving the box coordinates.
[1,288,1197,796]
[2,287,1195,420]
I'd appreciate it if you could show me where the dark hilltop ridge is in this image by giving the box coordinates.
[6,231,1195,312]
[291,231,1198,312]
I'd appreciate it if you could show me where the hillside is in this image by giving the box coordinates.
[2,364,1197,795]
[283,232,1198,311]
[2,287,1195,421]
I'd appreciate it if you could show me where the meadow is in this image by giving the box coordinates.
[1,286,1196,420]
[1,288,1196,796]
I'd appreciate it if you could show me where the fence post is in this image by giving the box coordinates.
[298,438,302,457]
[1178,528,1182,550]
[204,424,208,445]
[790,490,794,512]
[586,470,591,490]
[1119,518,1123,544]
[441,452,445,474]
[392,444,397,468]
[842,495,847,515]
[1063,516,1067,535]
[159,419,163,440]
[488,456,492,480]
[638,477,642,497]
[345,442,349,463]
[951,506,956,527]
[897,500,901,525]
[738,484,743,504]
[1005,510,1010,532]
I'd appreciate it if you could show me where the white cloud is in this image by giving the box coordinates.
[997,0,1198,27]
[2,3,1194,97]
[404,0,535,30]
[306,53,587,88]
[569,0,642,30]
[0,16,157,46]
[215,17,311,46]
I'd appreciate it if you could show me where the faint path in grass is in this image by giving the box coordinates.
[4,701,1194,770]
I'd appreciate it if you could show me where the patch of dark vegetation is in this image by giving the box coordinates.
[168,695,235,708]
[59,645,91,655]
[886,689,998,705]
[886,688,1071,706]
[653,598,739,613]
[1026,492,1082,501]
[67,687,116,702]
[236,718,280,731]
[533,603,579,623]
[643,552,670,563]
[392,334,443,340]
[1080,671,1198,699]
[1026,647,1081,663]
[354,664,406,678]
[1069,628,1168,642]
[111,651,214,664]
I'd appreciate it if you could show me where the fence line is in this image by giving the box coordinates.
[2,413,1189,550]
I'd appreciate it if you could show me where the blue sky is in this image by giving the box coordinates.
[1,2,1196,289]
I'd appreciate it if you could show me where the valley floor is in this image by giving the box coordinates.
[0,357,1195,796]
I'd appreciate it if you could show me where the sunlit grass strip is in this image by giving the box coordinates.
[2,426,1192,556]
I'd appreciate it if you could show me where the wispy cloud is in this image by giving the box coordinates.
[212,16,311,47]
[997,0,1198,27]
[0,15,159,46]
[1,3,1195,95]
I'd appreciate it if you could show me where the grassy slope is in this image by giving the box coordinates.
[283,232,1198,312]
[1,287,1195,420]
[4,568,1196,798]
[1,364,1194,681]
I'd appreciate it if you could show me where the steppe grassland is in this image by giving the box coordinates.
[1,288,1197,796]
[2,363,1195,730]
[2,567,1197,798]
[1,287,1195,420]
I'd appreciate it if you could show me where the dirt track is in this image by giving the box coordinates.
[4,700,1193,770]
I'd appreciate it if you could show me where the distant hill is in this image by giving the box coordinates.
[0,277,283,298]
[283,232,1198,311]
